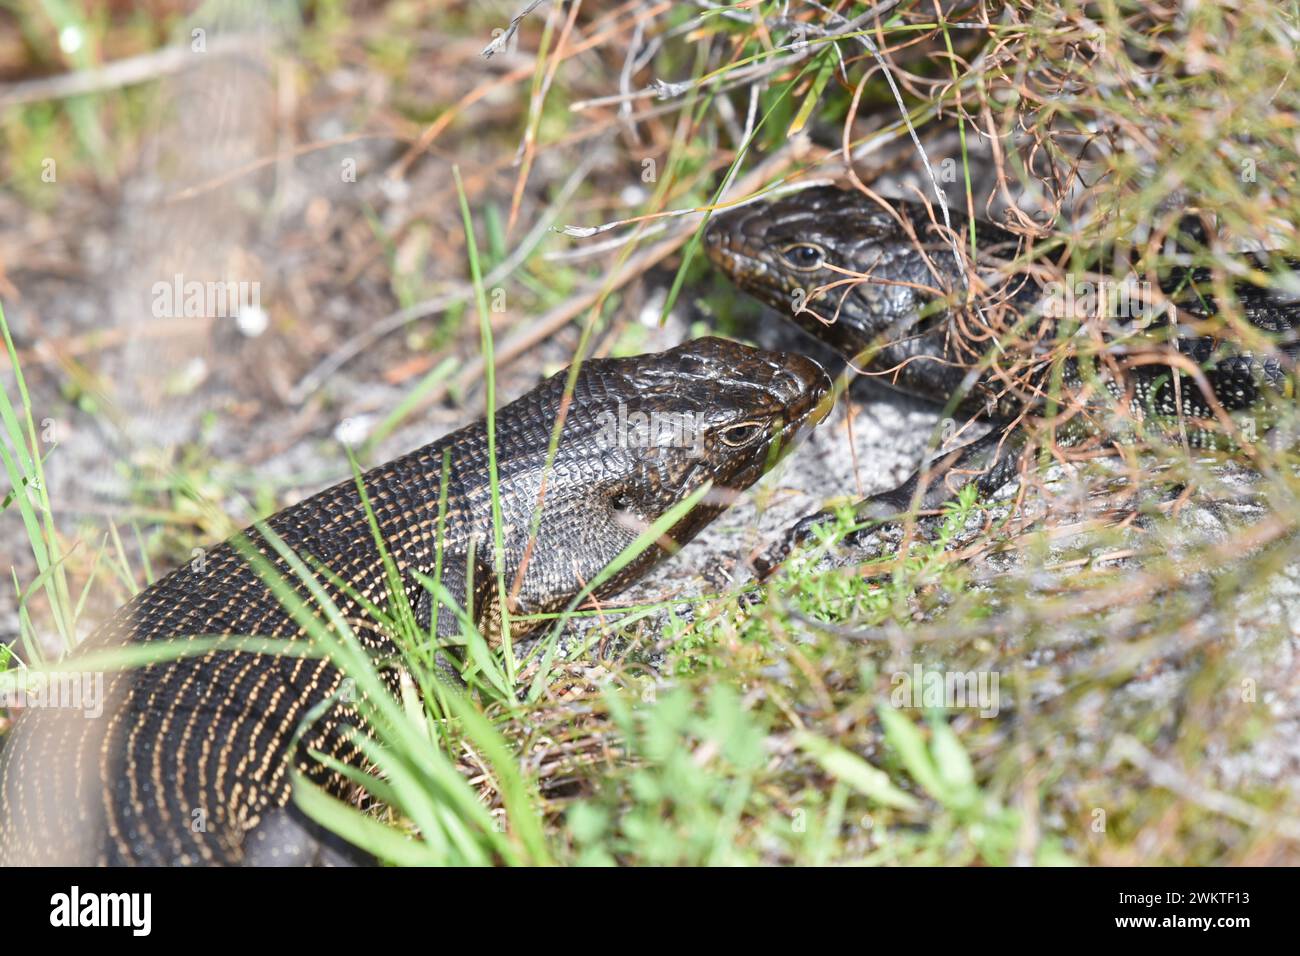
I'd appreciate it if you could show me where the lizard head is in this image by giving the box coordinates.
[494,336,830,608]
[704,185,982,398]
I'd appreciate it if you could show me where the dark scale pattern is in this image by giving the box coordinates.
[706,185,1298,432]
[0,337,829,865]
[705,186,1298,553]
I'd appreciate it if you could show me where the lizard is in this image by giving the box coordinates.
[0,336,830,865]
[704,184,1299,562]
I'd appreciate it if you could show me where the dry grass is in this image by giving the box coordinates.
[2,0,1299,865]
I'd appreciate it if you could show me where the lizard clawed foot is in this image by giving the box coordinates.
[752,509,838,578]
[752,492,916,579]
[840,493,911,549]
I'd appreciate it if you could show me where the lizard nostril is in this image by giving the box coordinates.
[780,356,830,402]
[768,368,807,404]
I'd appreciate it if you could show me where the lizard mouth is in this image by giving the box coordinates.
[780,353,833,432]
[703,216,833,327]
[757,352,833,470]
[704,217,766,289]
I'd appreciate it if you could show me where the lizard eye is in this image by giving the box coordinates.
[718,421,764,447]
[780,243,825,271]
[610,491,633,513]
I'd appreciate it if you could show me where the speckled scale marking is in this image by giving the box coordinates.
[706,185,1298,434]
[0,338,829,865]
[705,186,1298,556]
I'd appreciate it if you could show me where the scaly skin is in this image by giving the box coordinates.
[706,185,1297,422]
[705,185,1299,559]
[0,337,829,865]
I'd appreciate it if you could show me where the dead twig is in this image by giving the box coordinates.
[0,35,254,109]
